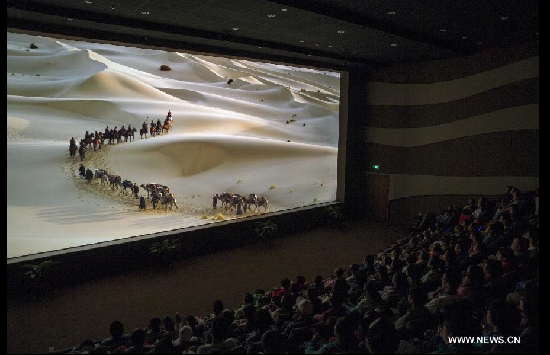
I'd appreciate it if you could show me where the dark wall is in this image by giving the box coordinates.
[343,68,371,217]
[346,42,539,224]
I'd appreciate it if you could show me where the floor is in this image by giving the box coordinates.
[7,221,405,354]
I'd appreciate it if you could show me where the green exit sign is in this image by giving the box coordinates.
[372,164,380,170]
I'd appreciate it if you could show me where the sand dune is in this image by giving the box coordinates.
[6,31,340,258]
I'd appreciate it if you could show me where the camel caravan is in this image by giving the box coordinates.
[78,164,179,212]
[69,111,174,161]
[213,193,269,215]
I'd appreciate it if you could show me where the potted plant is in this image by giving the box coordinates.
[149,238,181,268]
[255,220,278,243]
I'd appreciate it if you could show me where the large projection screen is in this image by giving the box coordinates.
[7,32,342,258]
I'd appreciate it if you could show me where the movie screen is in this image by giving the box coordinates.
[7,32,341,258]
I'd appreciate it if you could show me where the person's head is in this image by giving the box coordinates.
[290,281,301,295]
[419,251,430,264]
[439,315,482,345]
[243,292,254,305]
[520,284,539,327]
[442,268,462,292]
[470,230,481,243]
[149,317,161,333]
[465,265,485,288]
[528,228,539,247]
[365,280,381,300]
[154,336,174,354]
[281,294,294,311]
[364,255,375,268]
[391,247,401,259]
[408,286,428,308]
[406,254,417,266]
[483,259,502,281]
[255,308,274,332]
[211,317,228,342]
[376,265,388,279]
[261,330,287,354]
[454,242,463,255]
[334,267,345,278]
[392,272,408,293]
[366,318,398,354]
[487,300,521,335]
[130,328,146,347]
[243,304,256,322]
[178,325,193,342]
[213,300,224,315]
[511,237,529,254]
[334,316,357,348]
[109,321,124,339]
[163,315,175,332]
[473,240,486,255]
[333,277,350,297]
[185,315,197,329]
[428,255,442,271]
[221,309,235,325]
[406,263,424,285]
[297,298,313,317]
[496,247,514,262]
[281,278,291,289]
[296,275,306,286]
[313,275,324,286]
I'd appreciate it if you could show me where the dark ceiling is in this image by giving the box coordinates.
[7,0,539,70]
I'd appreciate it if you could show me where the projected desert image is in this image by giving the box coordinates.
[7,32,340,258]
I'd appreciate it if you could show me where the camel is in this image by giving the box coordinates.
[121,180,133,195]
[160,193,179,211]
[108,174,121,190]
[140,183,169,199]
[254,196,269,212]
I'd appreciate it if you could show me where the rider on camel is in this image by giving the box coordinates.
[70,137,76,146]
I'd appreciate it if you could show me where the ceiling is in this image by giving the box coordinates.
[7,0,539,70]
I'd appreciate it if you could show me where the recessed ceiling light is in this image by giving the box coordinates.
[337,30,345,34]
[111,5,115,9]
[328,45,333,48]
[477,41,483,45]
[267,14,276,18]
[281,8,288,12]
[84,0,92,3]
[315,43,319,47]
[299,40,305,43]
[391,43,398,47]
[462,36,468,39]
[439,29,447,32]
[232,28,239,31]
[67,18,74,21]
[141,11,150,15]
[501,16,509,20]
[307,55,312,57]
[387,11,396,15]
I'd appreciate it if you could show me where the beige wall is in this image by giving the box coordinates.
[364,43,539,224]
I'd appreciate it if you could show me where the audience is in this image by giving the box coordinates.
[50,186,539,354]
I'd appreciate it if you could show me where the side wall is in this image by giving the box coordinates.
[353,43,539,224]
